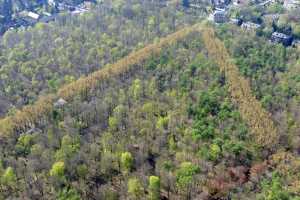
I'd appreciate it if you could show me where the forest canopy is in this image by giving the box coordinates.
[0,0,299,200]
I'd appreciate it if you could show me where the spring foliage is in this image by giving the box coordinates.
[202,27,279,149]
[0,24,201,137]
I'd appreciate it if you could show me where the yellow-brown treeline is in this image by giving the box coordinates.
[0,24,279,149]
[202,27,279,149]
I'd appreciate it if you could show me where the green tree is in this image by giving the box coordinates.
[148,176,160,200]
[1,167,16,187]
[76,164,88,179]
[15,134,35,156]
[130,79,143,100]
[156,115,169,130]
[292,24,300,38]
[50,161,65,178]
[209,143,222,161]
[55,135,80,161]
[128,178,144,200]
[258,173,290,200]
[176,162,200,198]
[57,187,81,200]
[121,152,133,174]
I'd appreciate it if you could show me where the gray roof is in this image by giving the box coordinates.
[54,98,67,107]
[272,32,291,39]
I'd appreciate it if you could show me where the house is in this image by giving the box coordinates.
[241,22,261,31]
[71,7,88,15]
[54,98,67,108]
[48,0,56,7]
[211,0,231,7]
[82,1,94,9]
[188,0,205,8]
[271,32,293,46]
[232,0,249,6]
[259,0,273,6]
[58,3,75,11]
[213,10,228,23]
[190,3,202,9]
[230,18,243,25]
[27,12,40,20]
[284,0,300,10]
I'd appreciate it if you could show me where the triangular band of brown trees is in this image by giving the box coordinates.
[0,24,279,150]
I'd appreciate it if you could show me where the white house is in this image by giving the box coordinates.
[241,22,261,31]
[27,11,40,20]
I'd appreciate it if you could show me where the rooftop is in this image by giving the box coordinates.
[54,98,67,107]
[27,12,40,20]
[241,21,261,29]
[272,32,291,39]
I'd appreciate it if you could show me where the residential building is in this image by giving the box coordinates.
[27,12,40,20]
[211,0,231,7]
[48,0,56,7]
[284,0,300,10]
[230,18,242,25]
[213,10,228,23]
[271,32,293,46]
[241,22,261,31]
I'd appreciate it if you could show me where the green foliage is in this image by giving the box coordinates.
[258,173,291,200]
[156,115,169,130]
[127,178,144,200]
[76,164,88,178]
[50,161,65,178]
[120,152,133,174]
[292,24,300,38]
[57,187,81,200]
[0,0,197,116]
[209,143,222,161]
[55,135,80,161]
[148,176,160,200]
[1,17,298,199]
[1,167,16,186]
[15,134,35,156]
[131,79,143,100]
[175,162,200,190]
[108,116,118,131]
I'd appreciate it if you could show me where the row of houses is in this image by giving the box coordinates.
[5,1,94,32]
[284,0,300,10]
[185,0,299,47]
[211,10,295,46]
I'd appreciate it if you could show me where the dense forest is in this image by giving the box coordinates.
[0,27,259,200]
[215,24,300,199]
[0,0,203,116]
[0,0,299,199]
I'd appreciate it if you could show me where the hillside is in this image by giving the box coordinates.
[0,22,299,199]
[0,1,300,200]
